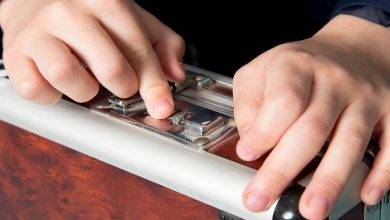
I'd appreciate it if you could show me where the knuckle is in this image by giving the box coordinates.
[318,174,344,194]
[99,59,129,82]
[251,124,273,141]
[326,64,368,91]
[129,47,155,65]
[347,121,371,141]
[342,132,368,154]
[346,128,367,143]
[234,97,261,110]
[44,1,76,19]
[273,49,314,68]
[18,80,45,101]
[304,117,331,135]
[360,83,378,98]
[45,61,76,83]
[141,82,169,96]
[261,168,291,186]
[234,99,261,132]
[270,88,306,111]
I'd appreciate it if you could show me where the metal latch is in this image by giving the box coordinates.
[91,66,237,151]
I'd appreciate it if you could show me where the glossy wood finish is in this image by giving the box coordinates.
[0,121,219,219]
[0,101,365,220]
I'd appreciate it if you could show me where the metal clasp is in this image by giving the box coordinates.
[91,67,237,151]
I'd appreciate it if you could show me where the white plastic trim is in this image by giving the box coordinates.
[0,75,368,219]
[0,78,276,219]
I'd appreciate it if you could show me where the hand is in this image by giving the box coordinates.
[0,0,185,119]
[233,15,390,219]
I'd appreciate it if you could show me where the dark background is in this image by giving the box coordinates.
[0,0,338,76]
[137,0,338,76]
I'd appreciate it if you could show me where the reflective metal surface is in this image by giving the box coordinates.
[91,68,237,151]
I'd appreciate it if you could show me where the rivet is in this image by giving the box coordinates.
[194,137,210,146]
[227,118,236,126]
[194,74,205,81]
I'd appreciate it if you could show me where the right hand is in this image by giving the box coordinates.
[0,0,185,119]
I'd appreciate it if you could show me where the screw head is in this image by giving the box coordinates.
[194,137,210,146]
[194,74,205,81]
[227,118,236,126]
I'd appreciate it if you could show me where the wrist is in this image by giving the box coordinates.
[313,15,390,64]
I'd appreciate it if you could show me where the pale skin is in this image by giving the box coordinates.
[0,0,389,219]
[0,0,185,119]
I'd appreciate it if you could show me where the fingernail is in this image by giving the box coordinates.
[236,145,259,161]
[307,195,329,216]
[368,187,383,204]
[244,189,270,212]
[153,98,172,116]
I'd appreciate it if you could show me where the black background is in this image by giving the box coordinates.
[137,0,337,76]
[0,0,338,76]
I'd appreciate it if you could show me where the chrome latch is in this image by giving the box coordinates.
[91,66,237,151]
[173,72,213,92]
[95,96,145,115]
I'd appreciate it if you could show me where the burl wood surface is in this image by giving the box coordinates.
[0,119,363,220]
[0,121,219,219]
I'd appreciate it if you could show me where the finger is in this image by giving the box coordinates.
[233,55,267,134]
[3,51,61,104]
[26,36,99,103]
[242,84,345,212]
[299,103,379,219]
[45,2,138,99]
[236,58,313,161]
[361,114,390,205]
[85,0,174,119]
[134,3,186,82]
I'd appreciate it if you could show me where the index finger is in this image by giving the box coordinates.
[85,0,174,119]
[233,55,267,134]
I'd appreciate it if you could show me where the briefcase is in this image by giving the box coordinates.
[0,63,388,219]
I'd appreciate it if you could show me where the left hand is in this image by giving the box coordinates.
[233,14,390,219]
